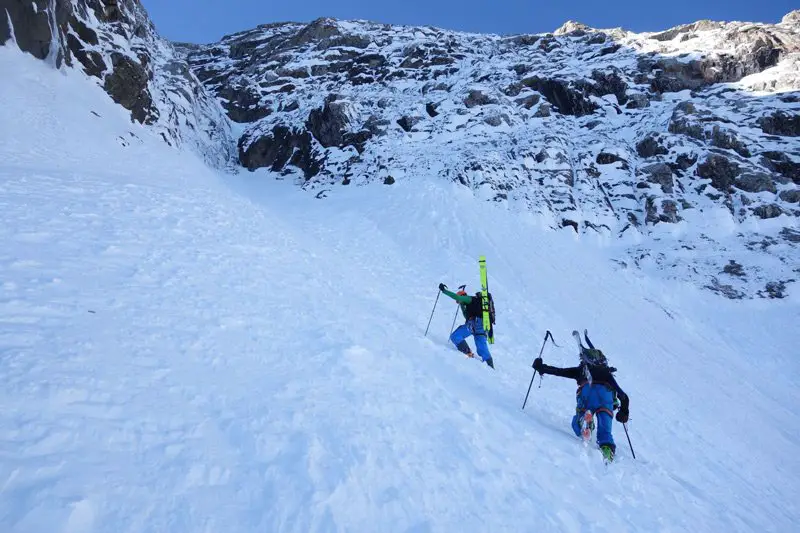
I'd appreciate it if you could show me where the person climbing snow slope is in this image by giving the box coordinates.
[533,334,629,461]
[439,283,494,369]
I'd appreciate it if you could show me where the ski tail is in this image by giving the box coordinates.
[581,410,594,443]
[583,329,595,349]
[573,330,593,383]
[572,330,584,351]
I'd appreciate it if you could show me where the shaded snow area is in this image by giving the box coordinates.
[1,47,799,533]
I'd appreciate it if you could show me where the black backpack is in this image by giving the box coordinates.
[465,292,495,325]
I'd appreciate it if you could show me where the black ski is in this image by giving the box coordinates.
[584,329,595,350]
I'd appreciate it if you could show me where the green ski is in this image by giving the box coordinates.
[479,255,495,344]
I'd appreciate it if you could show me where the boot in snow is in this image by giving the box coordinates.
[600,444,615,463]
[581,411,594,442]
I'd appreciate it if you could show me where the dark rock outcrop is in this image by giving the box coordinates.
[306,95,351,147]
[674,153,699,172]
[67,31,106,77]
[304,96,373,153]
[397,115,423,132]
[668,101,704,139]
[759,112,800,137]
[587,69,628,104]
[661,199,680,223]
[515,94,540,109]
[239,126,321,178]
[723,260,746,277]
[596,152,627,165]
[218,85,271,123]
[520,76,597,116]
[636,134,668,158]
[641,163,674,193]
[761,281,787,299]
[752,204,783,219]
[626,93,649,109]
[697,154,740,192]
[103,52,157,124]
[287,17,341,48]
[0,0,71,66]
[464,90,496,108]
[779,189,800,203]
[761,152,800,184]
[534,102,552,117]
[780,227,800,242]
[735,172,776,193]
[644,29,784,93]
[710,126,751,157]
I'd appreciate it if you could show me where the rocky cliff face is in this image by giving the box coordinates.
[3,4,799,298]
[0,0,234,167]
[181,13,800,298]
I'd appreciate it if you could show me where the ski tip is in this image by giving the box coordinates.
[572,330,580,337]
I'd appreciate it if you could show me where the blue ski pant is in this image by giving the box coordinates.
[450,317,491,362]
[571,383,616,450]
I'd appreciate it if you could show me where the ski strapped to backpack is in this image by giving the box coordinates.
[479,256,495,344]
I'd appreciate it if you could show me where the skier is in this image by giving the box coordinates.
[439,283,494,369]
[532,338,629,461]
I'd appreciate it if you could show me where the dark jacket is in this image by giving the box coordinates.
[442,288,483,320]
[537,361,630,412]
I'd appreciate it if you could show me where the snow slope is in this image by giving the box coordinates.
[1,46,799,533]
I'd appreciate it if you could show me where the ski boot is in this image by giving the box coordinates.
[485,357,494,369]
[580,410,594,442]
[600,444,615,463]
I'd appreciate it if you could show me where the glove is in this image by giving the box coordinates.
[532,357,544,372]
[616,409,629,423]
[438,283,447,292]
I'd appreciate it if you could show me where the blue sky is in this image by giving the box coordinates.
[140,0,797,43]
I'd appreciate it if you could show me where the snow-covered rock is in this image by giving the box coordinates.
[181,13,799,298]
[0,0,234,168]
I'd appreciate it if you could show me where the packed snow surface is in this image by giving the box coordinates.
[1,47,798,532]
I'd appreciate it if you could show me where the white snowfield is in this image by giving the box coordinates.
[1,47,798,533]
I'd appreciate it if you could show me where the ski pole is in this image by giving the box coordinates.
[522,330,556,410]
[449,285,466,335]
[623,422,636,459]
[424,290,441,337]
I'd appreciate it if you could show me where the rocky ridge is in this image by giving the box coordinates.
[183,12,800,298]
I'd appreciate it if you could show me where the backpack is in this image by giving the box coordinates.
[581,348,607,367]
[486,292,496,325]
[465,291,495,325]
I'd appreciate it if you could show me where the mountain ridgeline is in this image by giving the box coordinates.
[2,1,799,298]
